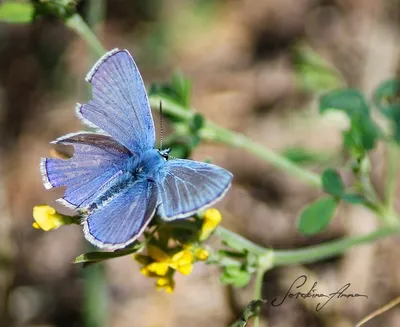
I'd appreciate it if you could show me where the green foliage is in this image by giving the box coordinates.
[0,1,34,23]
[322,169,344,197]
[34,0,77,20]
[150,73,205,158]
[74,242,144,267]
[230,300,266,327]
[281,146,333,166]
[320,89,369,117]
[320,89,380,155]
[220,265,252,288]
[149,72,192,115]
[373,79,400,117]
[297,196,338,235]
[373,79,400,144]
[293,44,344,92]
[341,193,365,204]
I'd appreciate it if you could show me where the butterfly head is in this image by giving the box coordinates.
[158,148,171,160]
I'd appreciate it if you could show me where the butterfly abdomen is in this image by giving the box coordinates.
[86,171,136,214]
[86,150,164,215]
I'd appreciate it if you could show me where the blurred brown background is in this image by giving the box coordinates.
[1,0,400,326]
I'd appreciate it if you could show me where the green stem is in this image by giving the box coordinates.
[216,224,399,267]
[65,14,106,56]
[215,226,267,256]
[272,226,397,266]
[149,97,322,188]
[252,268,265,327]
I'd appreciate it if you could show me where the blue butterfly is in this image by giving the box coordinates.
[41,48,233,250]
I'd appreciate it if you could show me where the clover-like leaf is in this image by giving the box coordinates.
[320,89,369,117]
[373,79,400,144]
[220,266,252,288]
[322,169,344,197]
[297,196,338,235]
[373,79,400,117]
[191,113,205,132]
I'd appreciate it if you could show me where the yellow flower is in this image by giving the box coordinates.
[199,208,222,240]
[170,249,194,275]
[139,245,195,277]
[194,248,210,261]
[145,262,170,276]
[156,276,175,293]
[32,205,68,231]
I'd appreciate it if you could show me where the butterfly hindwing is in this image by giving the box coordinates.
[76,48,155,154]
[156,159,233,220]
[83,179,158,249]
[41,132,131,209]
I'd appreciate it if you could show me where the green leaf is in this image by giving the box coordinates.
[320,88,380,153]
[297,196,338,235]
[321,169,344,196]
[342,114,380,153]
[0,1,34,23]
[34,0,76,20]
[320,89,369,117]
[373,79,400,144]
[149,72,191,112]
[74,243,144,266]
[230,300,266,327]
[220,266,252,288]
[218,250,247,259]
[171,72,191,108]
[191,113,204,132]
[373,79,400,117]
[341,193,366,204]
[281,147,332,166]
[293,44,344,92]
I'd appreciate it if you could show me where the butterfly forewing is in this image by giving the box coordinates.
[76,49,155,154]
[41,132,131,209]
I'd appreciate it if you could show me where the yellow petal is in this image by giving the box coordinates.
[172,250,194,265]
[140,267,151,277]
[195,248,209,261]
[146,262,169,276]
[32,205,65,231]
[32,222,40,229]
[177,263,193,275]
[199,208,222,240]
[156,277,175,293]
[204,208,222,225]
[165,285,174,293]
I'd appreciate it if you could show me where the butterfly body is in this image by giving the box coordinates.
[41,48,233,250]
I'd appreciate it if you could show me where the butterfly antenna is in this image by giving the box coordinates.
[159,101,164,150]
